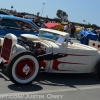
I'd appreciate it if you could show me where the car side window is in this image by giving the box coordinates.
[0,19,36,32]
[14,20,37,32]
[0,19,18,28]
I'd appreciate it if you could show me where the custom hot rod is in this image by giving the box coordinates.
[0,28,100,84]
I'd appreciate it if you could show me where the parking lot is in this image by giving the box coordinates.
[0,69,100,100]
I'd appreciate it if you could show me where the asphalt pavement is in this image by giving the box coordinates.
[0,71,100,100]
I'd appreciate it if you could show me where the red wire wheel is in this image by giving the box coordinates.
[15,58,35,80]
[7,51,39,84]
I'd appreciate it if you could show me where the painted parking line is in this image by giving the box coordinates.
[0,85,100,96]
[0,72,9,80]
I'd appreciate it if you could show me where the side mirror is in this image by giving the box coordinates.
[68,38,73,44]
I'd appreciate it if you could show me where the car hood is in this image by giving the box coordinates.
[68,43,98,51]
[43,40,98,51]
[41,39,98,55]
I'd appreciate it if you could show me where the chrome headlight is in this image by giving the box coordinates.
[12,45,17,54]
[12,44,26,54]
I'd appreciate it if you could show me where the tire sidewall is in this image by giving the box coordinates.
[7,51,39,84]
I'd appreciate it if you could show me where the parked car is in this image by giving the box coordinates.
[76,29,98,45]
[0,15,39,37]
[0,28,100,84]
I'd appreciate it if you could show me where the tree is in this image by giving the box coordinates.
[56,10,68,21]
[37,12,40,16]
[53,17,61,22]
[91,24,97,29]
[11,6,13,10]
[83,20,86,22]
[83,20,87,24]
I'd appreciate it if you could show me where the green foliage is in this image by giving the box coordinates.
[56,10,68,21]
[11,6,13,8]
[37,12,40,16]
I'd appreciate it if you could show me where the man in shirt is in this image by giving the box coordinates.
[70,23,76,38]
[64,24,68,32]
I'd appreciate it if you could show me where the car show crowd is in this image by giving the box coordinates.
[0,8,100,43]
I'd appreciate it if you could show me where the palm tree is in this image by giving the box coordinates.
[11,6,13,11]
[83,20,87,24]
[37,12,40,16]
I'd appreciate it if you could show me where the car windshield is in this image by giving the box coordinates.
[38,31,66,45]
[38,31,60,41]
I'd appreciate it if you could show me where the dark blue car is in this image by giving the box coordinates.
[79,29,98,45]
[0,15,39,37]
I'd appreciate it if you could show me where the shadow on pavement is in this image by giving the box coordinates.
[1,71,100,92]
[34,73,100,88]
[8,84,43,92]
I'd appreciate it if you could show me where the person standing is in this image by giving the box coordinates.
[70,23,76,38]
[34,17,40,27]
[64,24,68,32]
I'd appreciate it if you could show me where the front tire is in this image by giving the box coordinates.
[7,51,39,84]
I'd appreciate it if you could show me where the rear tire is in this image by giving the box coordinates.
[7,51,39,85]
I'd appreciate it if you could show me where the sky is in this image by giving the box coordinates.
[0,0,100,26]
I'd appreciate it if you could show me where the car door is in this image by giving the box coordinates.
[49,42,67,71]
[50,44,67,71]
[62,47,93,73]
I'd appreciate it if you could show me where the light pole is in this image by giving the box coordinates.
[41,3,45,17]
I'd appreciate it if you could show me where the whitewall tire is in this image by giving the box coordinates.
[7,51,39,84]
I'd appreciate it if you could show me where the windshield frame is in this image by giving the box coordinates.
[38,30,67,45]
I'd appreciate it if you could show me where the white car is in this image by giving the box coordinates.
[0,28,100,84]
